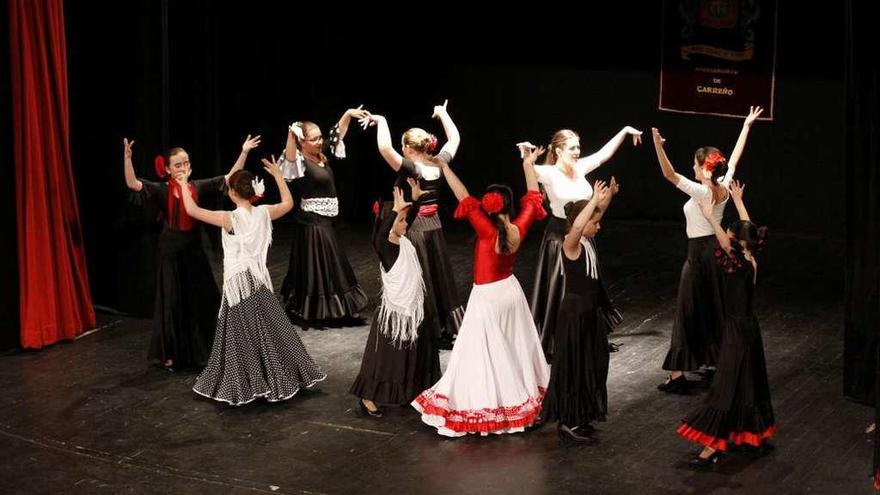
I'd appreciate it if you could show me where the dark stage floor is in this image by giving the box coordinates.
[0,217,868,494]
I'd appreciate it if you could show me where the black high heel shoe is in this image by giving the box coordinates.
[359,399,384,419]
[558,424,596,445]
[688,449,722,469]
[657,374,689,394]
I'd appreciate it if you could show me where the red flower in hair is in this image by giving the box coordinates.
[703,151,727,173]
[372,200,380,216]
[249,194,263,204]
[428,134,438,153]
[154,155,168,179]
[481,192,504,214]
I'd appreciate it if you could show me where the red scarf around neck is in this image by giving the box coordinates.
[166,180,199,231]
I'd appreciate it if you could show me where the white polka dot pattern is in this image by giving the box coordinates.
[193,272,327,406]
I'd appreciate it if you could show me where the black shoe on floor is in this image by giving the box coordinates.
[358,400,384,419]
[558,424,596,445]
[688,450,721,469]
[657,374,689,394]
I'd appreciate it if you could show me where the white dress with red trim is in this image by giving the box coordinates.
[412,191,551,437]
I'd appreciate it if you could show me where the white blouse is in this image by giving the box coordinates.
[676,168,734,238]
[534,155,602,218]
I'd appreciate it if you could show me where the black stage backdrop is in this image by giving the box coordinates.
[844,0,880,404]
[0,0,19,351]
[63,3,844,326]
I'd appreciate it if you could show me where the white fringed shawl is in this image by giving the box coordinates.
[377,236,425,347]
[221,206,273,307]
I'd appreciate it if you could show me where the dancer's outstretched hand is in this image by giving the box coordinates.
[346,104,369,121]
[592,180,609,204]
[123,138,135,159]
[431,99,449,119]
[609,176,621,196]
[261,154,283,179]
[744,106,764,126]
[406,177,423,202]
[623,126,643,146]
[522,145,546,167]
[241,134,261,153]
[729,180,745,202]
[359,112,380,130]
[392,186,412,213]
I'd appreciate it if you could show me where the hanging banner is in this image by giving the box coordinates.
[659,0,777,120]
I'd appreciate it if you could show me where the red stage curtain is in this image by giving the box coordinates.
[9,0,95,348]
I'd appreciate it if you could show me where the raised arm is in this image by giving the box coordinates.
[335,105,369,141]
[387,186,413,246]
[440,162,470,201]
[726,106,763,176]
[177,173,231,231]
[562,181,608,257]
[370,115,404,171]
[699,199,733,254]
[123,138,143,191]
[261,155,294,221]
[225,134,261,183]
[284,126,300,162]
[432,100,460,159]
[577,126,642,175]
[522,145,545,192]
[651,128,681,186]
[729,180,750,222]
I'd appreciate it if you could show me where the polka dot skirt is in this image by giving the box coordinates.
[193,272,327,406]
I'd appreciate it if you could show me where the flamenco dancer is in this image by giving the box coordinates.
[349,180,441,417]
[677,181,775,467]
[181,155,326,405]
[361,100,464,349]
[523,126,641,358]
[652,106,763,393]
[123,134,260,370]
[278,106,371,326]
[412,146,550,437]
[542,178,626,445]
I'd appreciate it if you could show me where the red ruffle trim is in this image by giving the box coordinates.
[452,196,480,220]
[520,190,547,221]
[677,422,777,451]
[414,387,546,434]
[418,204,439,216]
[453,196,481,220]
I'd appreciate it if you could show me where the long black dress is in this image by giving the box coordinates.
[677,242,776,451]
[280,124,368,321]
[542,245,609,427]
[132,177,223,368]
[394,151,464,341]
[349,205,441,405]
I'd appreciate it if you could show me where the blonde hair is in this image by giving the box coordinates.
[545,129,580,164]
[401,127,444,167]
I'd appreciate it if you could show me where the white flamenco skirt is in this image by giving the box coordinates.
[412,275,551,437]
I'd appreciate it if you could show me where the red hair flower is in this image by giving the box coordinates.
[154,155,168,179]
[703,151,727,172]
[372,200,380,216]
[249,194,263,204]
[428,134,438,153]
[481,192,504,214]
